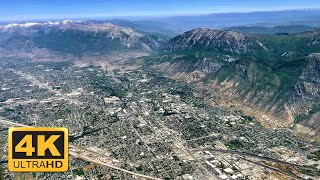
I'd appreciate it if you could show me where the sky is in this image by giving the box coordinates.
[1,0,320,21]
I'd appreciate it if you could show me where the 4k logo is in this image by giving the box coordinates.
[8,127,68,172]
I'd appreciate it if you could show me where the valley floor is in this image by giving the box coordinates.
[0,57,319,179]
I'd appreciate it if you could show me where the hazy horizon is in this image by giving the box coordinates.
[1,0,320,21]
[0,8,319,23]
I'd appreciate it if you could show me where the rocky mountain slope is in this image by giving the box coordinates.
[0,21,164,59]
[165,28,267,53]
[142,28,320,137]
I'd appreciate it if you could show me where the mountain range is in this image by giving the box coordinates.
[225,25,318,35]
[147,9,320,33]
[0,20,319,138]
[140,28,320,136]
[0,20,165,60]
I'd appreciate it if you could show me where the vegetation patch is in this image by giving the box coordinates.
[307,150,320,161]
[73,168,85,176]
[226,139,253,150]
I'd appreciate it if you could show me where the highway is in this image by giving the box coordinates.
[0,118,161,180]
[69,151,161,180]
[192,147,317,171]
[242,157,301,180]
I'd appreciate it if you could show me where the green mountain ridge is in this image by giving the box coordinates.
[139,28,320,134]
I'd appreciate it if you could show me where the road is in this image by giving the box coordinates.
[69,151,161,180]
[242,157,301,180]
[0,118,161,180]
[193,147,317,171]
